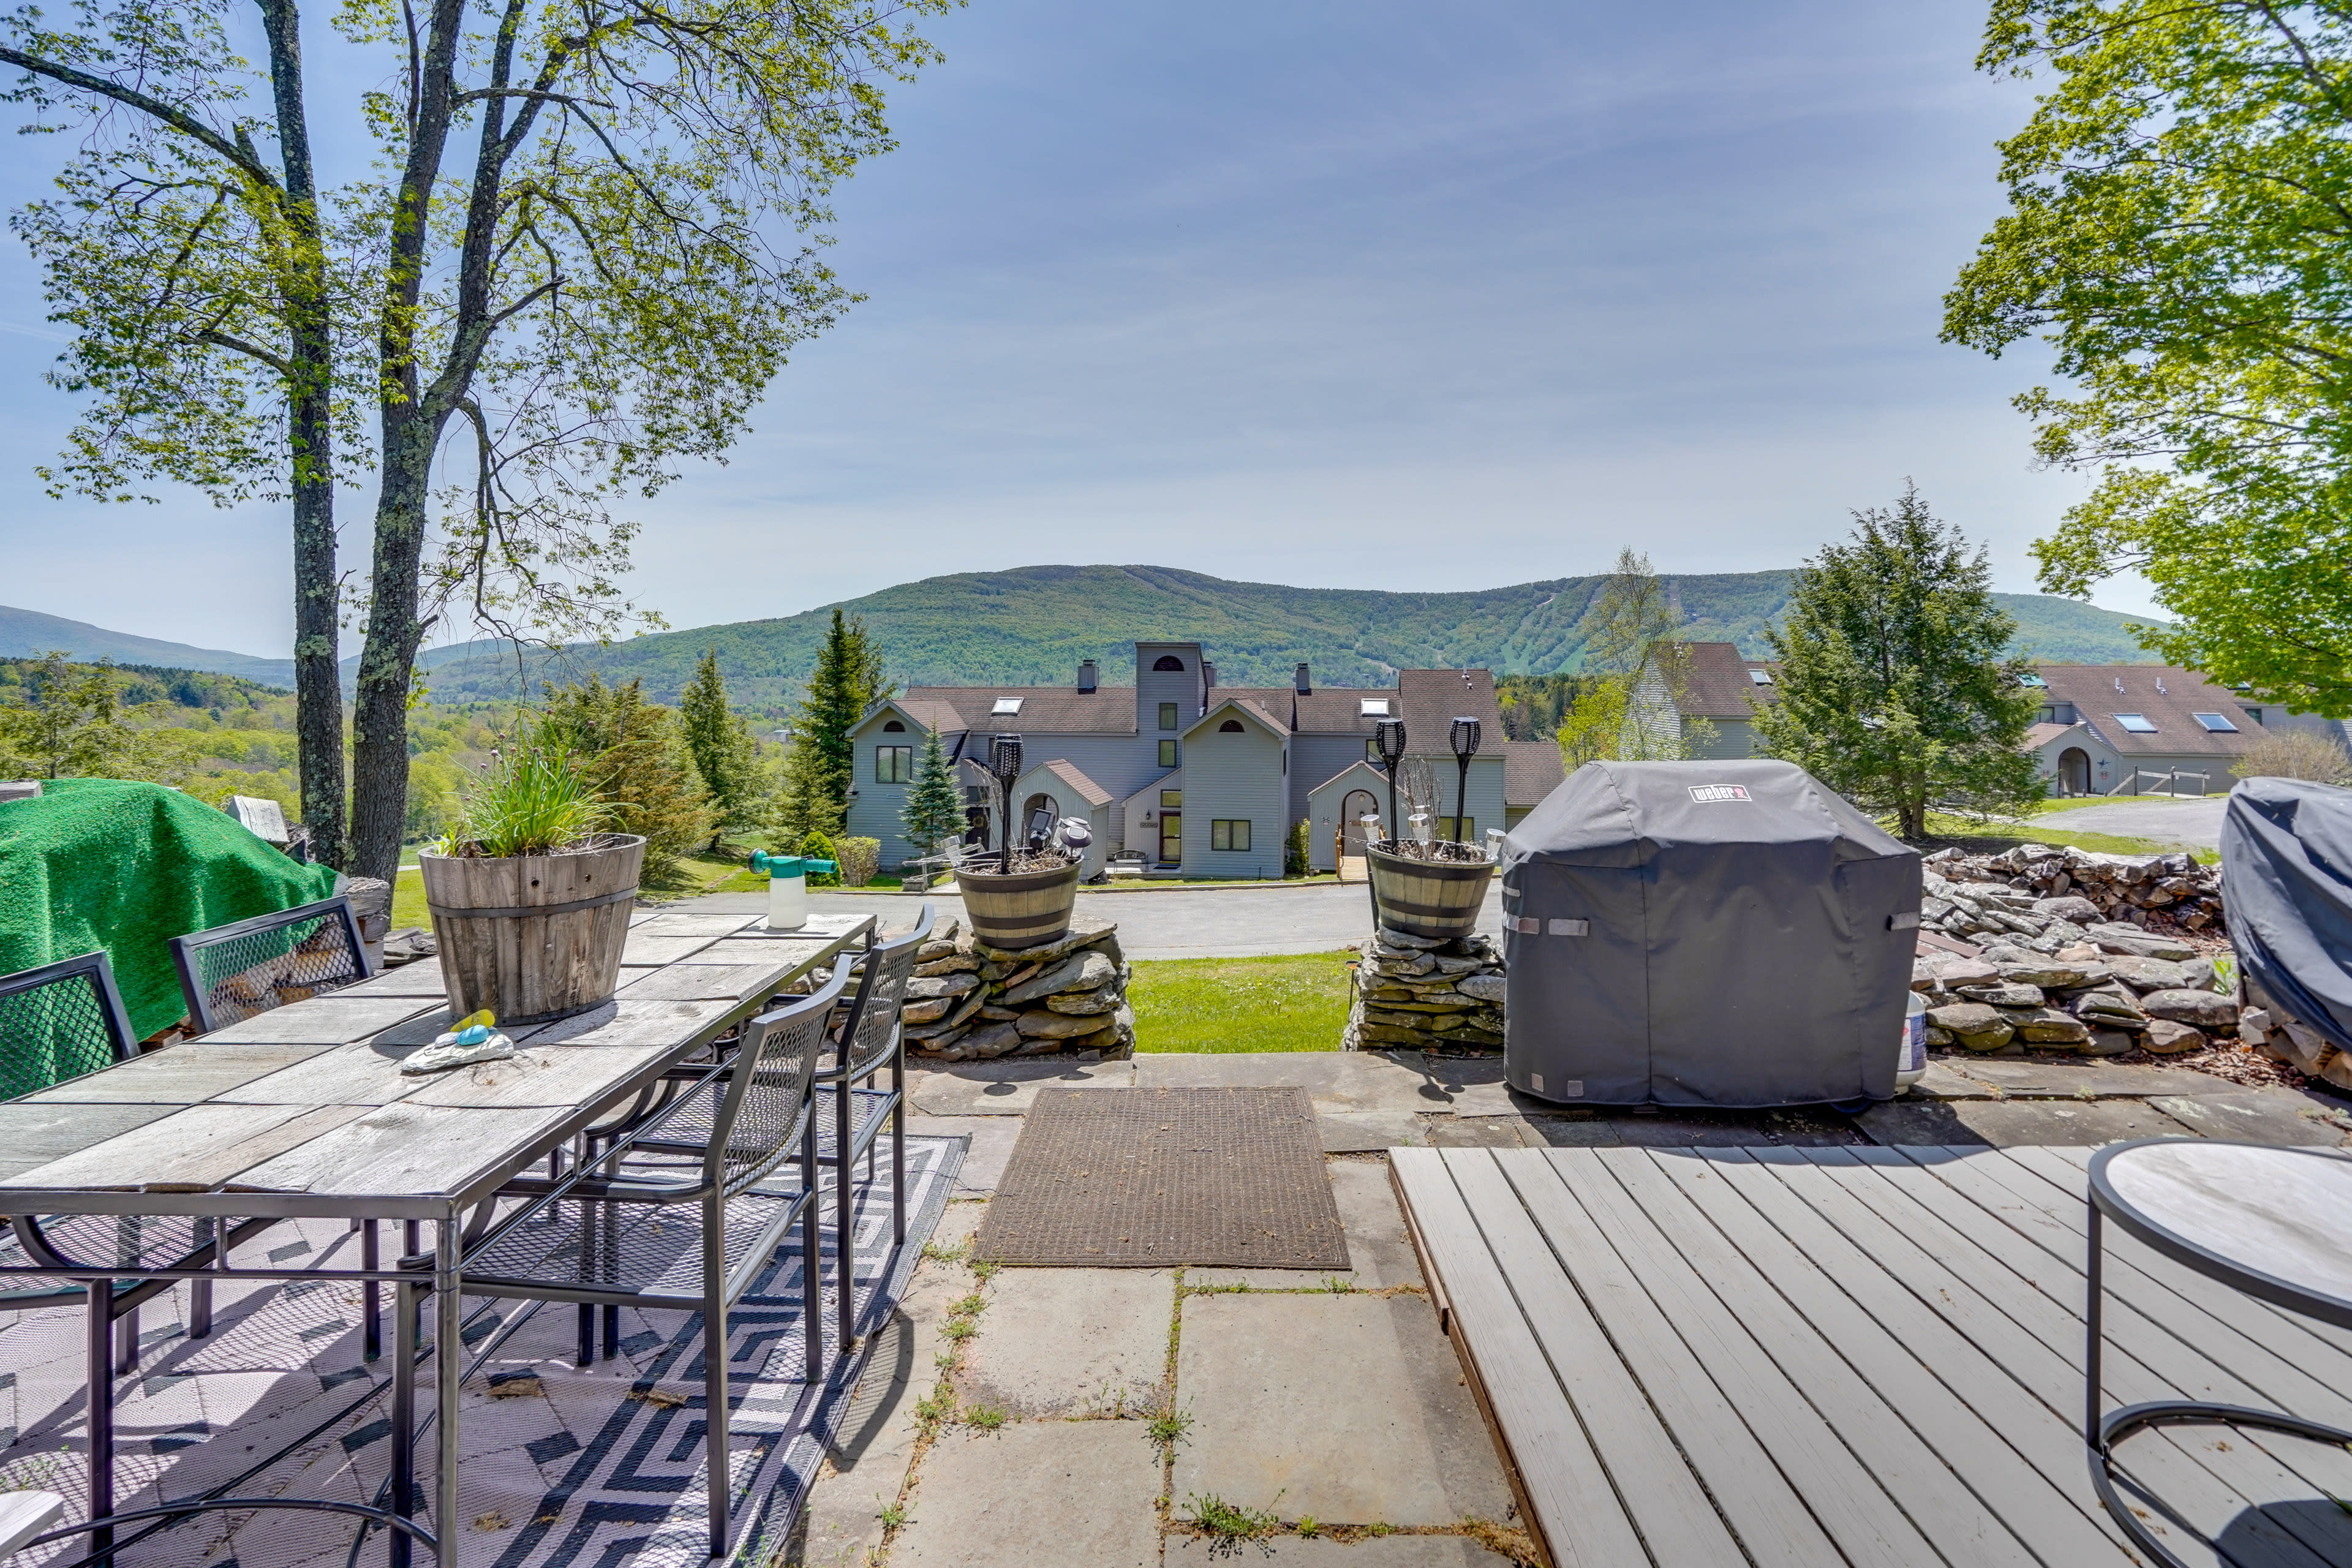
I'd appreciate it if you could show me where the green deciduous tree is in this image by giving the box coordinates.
[899,721,960,862]
[5,0,949,885]
[1754,486,2044,839]
[1945,0,2352,717]
[679,649,762,847]
[1555,549,1710,764]
[537,674,714,876]
[0,653,197,783]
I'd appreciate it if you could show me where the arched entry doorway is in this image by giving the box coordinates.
[2058,748,2091,797]
[1341,790,1381,853]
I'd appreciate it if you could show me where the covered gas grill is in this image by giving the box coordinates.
[1499,758,1921,1107]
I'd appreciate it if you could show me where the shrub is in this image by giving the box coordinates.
[1285,818,1310,877]
[2233,731,2352,786]
[799,829,842,886]
[836,836,881,888]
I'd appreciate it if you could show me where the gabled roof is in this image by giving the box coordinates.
[1183,695,1289,739]
[2034,665,2263,758]
[889,685,1137,736]
[1292,687,1403,736]
[1036,758,1112,809]
[1305,756,1392,799]
[1396,669,1504,758]
[1665,642,1767,720]
[1502,741,1566,807]
[2023,722,2082,751]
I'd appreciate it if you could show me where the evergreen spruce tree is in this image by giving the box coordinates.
[1752,484,2043,839]
[679,649,761,848]
[777,609,892,842]
[900,722,962,862]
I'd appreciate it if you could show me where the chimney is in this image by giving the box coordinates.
[1294,663,1311,696]
[1077,658,1097,693]
[1203,661,1216,690]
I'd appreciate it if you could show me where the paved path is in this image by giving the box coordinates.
[670,880,1505,959]
[2034,794,2228,849]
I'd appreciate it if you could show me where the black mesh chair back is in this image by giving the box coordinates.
[836,905,935,1079]
[0,952,137,1102]
[169,895,374,1033]
[710,972,843,1197]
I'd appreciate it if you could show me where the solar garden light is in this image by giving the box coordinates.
[1374,718,1406,846]
[989,734,1023,873]
[1449,716,1482,848]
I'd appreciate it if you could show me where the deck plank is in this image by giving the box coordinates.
[1492,1154,1866,1568]
[1441,1150,1747,1568]
[1837,1148,2351,1568]
[1535,1149,1945,1568]
[1591,1147,2044,1568]
[1389,1148,1648,1568]
[1656,1149,2132,1563]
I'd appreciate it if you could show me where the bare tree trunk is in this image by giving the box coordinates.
[349,434,435,880]
[257,0,345,869]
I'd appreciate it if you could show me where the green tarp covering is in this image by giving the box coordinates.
[0,778,340,1043]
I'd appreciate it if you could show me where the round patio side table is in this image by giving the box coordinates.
[2085,1139,2352,1568]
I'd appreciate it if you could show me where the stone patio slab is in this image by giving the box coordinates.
[1166,1534,1515,1564]
[1936,1058,2225,1098]
[958,1268,1174,1419]
[891,1419,1163,1568]
[1856,1094,2198,1145]
[1136,1050,1449,1115]
[1172,1293,1509,1527]
[1191,1156,1422,1291]
[908,1058,1134,1115]
[1318,1110,1430,1152]
[2149,1090,2352,1147]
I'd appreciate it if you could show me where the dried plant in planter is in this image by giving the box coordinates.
[963,845,1082,876]
[1377,757,1491,863]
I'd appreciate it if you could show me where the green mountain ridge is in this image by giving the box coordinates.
[413,564,2170,709]
[5,565,2170,712]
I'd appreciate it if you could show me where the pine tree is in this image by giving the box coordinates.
[780,609,893,840]
[1753,484,2043,839]
[900,722,962,862]
[538,674,716,877]
[679,649,761,848]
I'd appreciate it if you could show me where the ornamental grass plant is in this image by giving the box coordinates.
[435,741,616,858]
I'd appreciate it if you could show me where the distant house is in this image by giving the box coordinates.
[845,646,1561,876]
[1629,642,1779,758]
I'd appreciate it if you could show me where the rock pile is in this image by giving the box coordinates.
[1343,929,1506,1052]
[1918,843,2223,948]
[1913,924,2235,1055]
[899,917,1134,1062]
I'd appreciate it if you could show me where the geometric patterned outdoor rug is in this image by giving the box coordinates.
[0,1134,962,1566]
[972,1086,1346,1268]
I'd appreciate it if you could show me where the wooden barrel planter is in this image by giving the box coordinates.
[1366,842,1495,941]
[419,834,645,1023]
[957,859,1084,951]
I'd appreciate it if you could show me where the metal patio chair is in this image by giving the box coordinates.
[456,971,846,1561]
[168,893,375,1034]
[816,905,932,1347]
[0,951,276,1383]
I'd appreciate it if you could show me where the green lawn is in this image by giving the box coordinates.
[1128,951,1355,1053]
[1918,812,2218,864]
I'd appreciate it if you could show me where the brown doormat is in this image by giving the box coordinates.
[971,1086,1350,1268]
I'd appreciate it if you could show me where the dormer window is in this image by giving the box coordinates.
[991,697,1022,715]
[882,720,905,733]
[1360,698,1389,717]
[1153,655,1185,671]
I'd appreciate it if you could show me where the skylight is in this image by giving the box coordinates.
[2018,673,2047,688]
[2112,712,2158,734]
[1360,698,1389,717]
[1746,668,1773,685]
[991,697,1023,715]
[2193,712,2239,733]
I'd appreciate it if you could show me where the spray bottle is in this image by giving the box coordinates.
[749,850,838,931]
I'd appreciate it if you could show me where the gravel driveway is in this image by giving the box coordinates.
[2033,794,2228,850]
[671,880,1504,959]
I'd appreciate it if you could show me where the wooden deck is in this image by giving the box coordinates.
[1392,1144,2352,1568]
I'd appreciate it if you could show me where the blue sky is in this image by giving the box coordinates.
[0,0,2132,659]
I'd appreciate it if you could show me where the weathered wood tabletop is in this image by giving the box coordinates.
[0,907,878,1219]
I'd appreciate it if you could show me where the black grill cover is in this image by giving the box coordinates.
[2220,777,2352,1052]
[1500,759,1920,1107]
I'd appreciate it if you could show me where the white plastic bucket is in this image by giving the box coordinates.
[1896,990,1927,1091]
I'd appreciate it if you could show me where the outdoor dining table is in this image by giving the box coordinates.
[0,905,878,1568]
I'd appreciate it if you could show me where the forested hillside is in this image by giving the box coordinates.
[412,564,2171,708]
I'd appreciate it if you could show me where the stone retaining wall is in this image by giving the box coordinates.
[901,917,1134,1062]
[1342,928,1505,1052]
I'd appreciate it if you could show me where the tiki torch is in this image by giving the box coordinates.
[989,733,1023,874]
[1374,718,1406,849]
[1449,716,1482,848]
